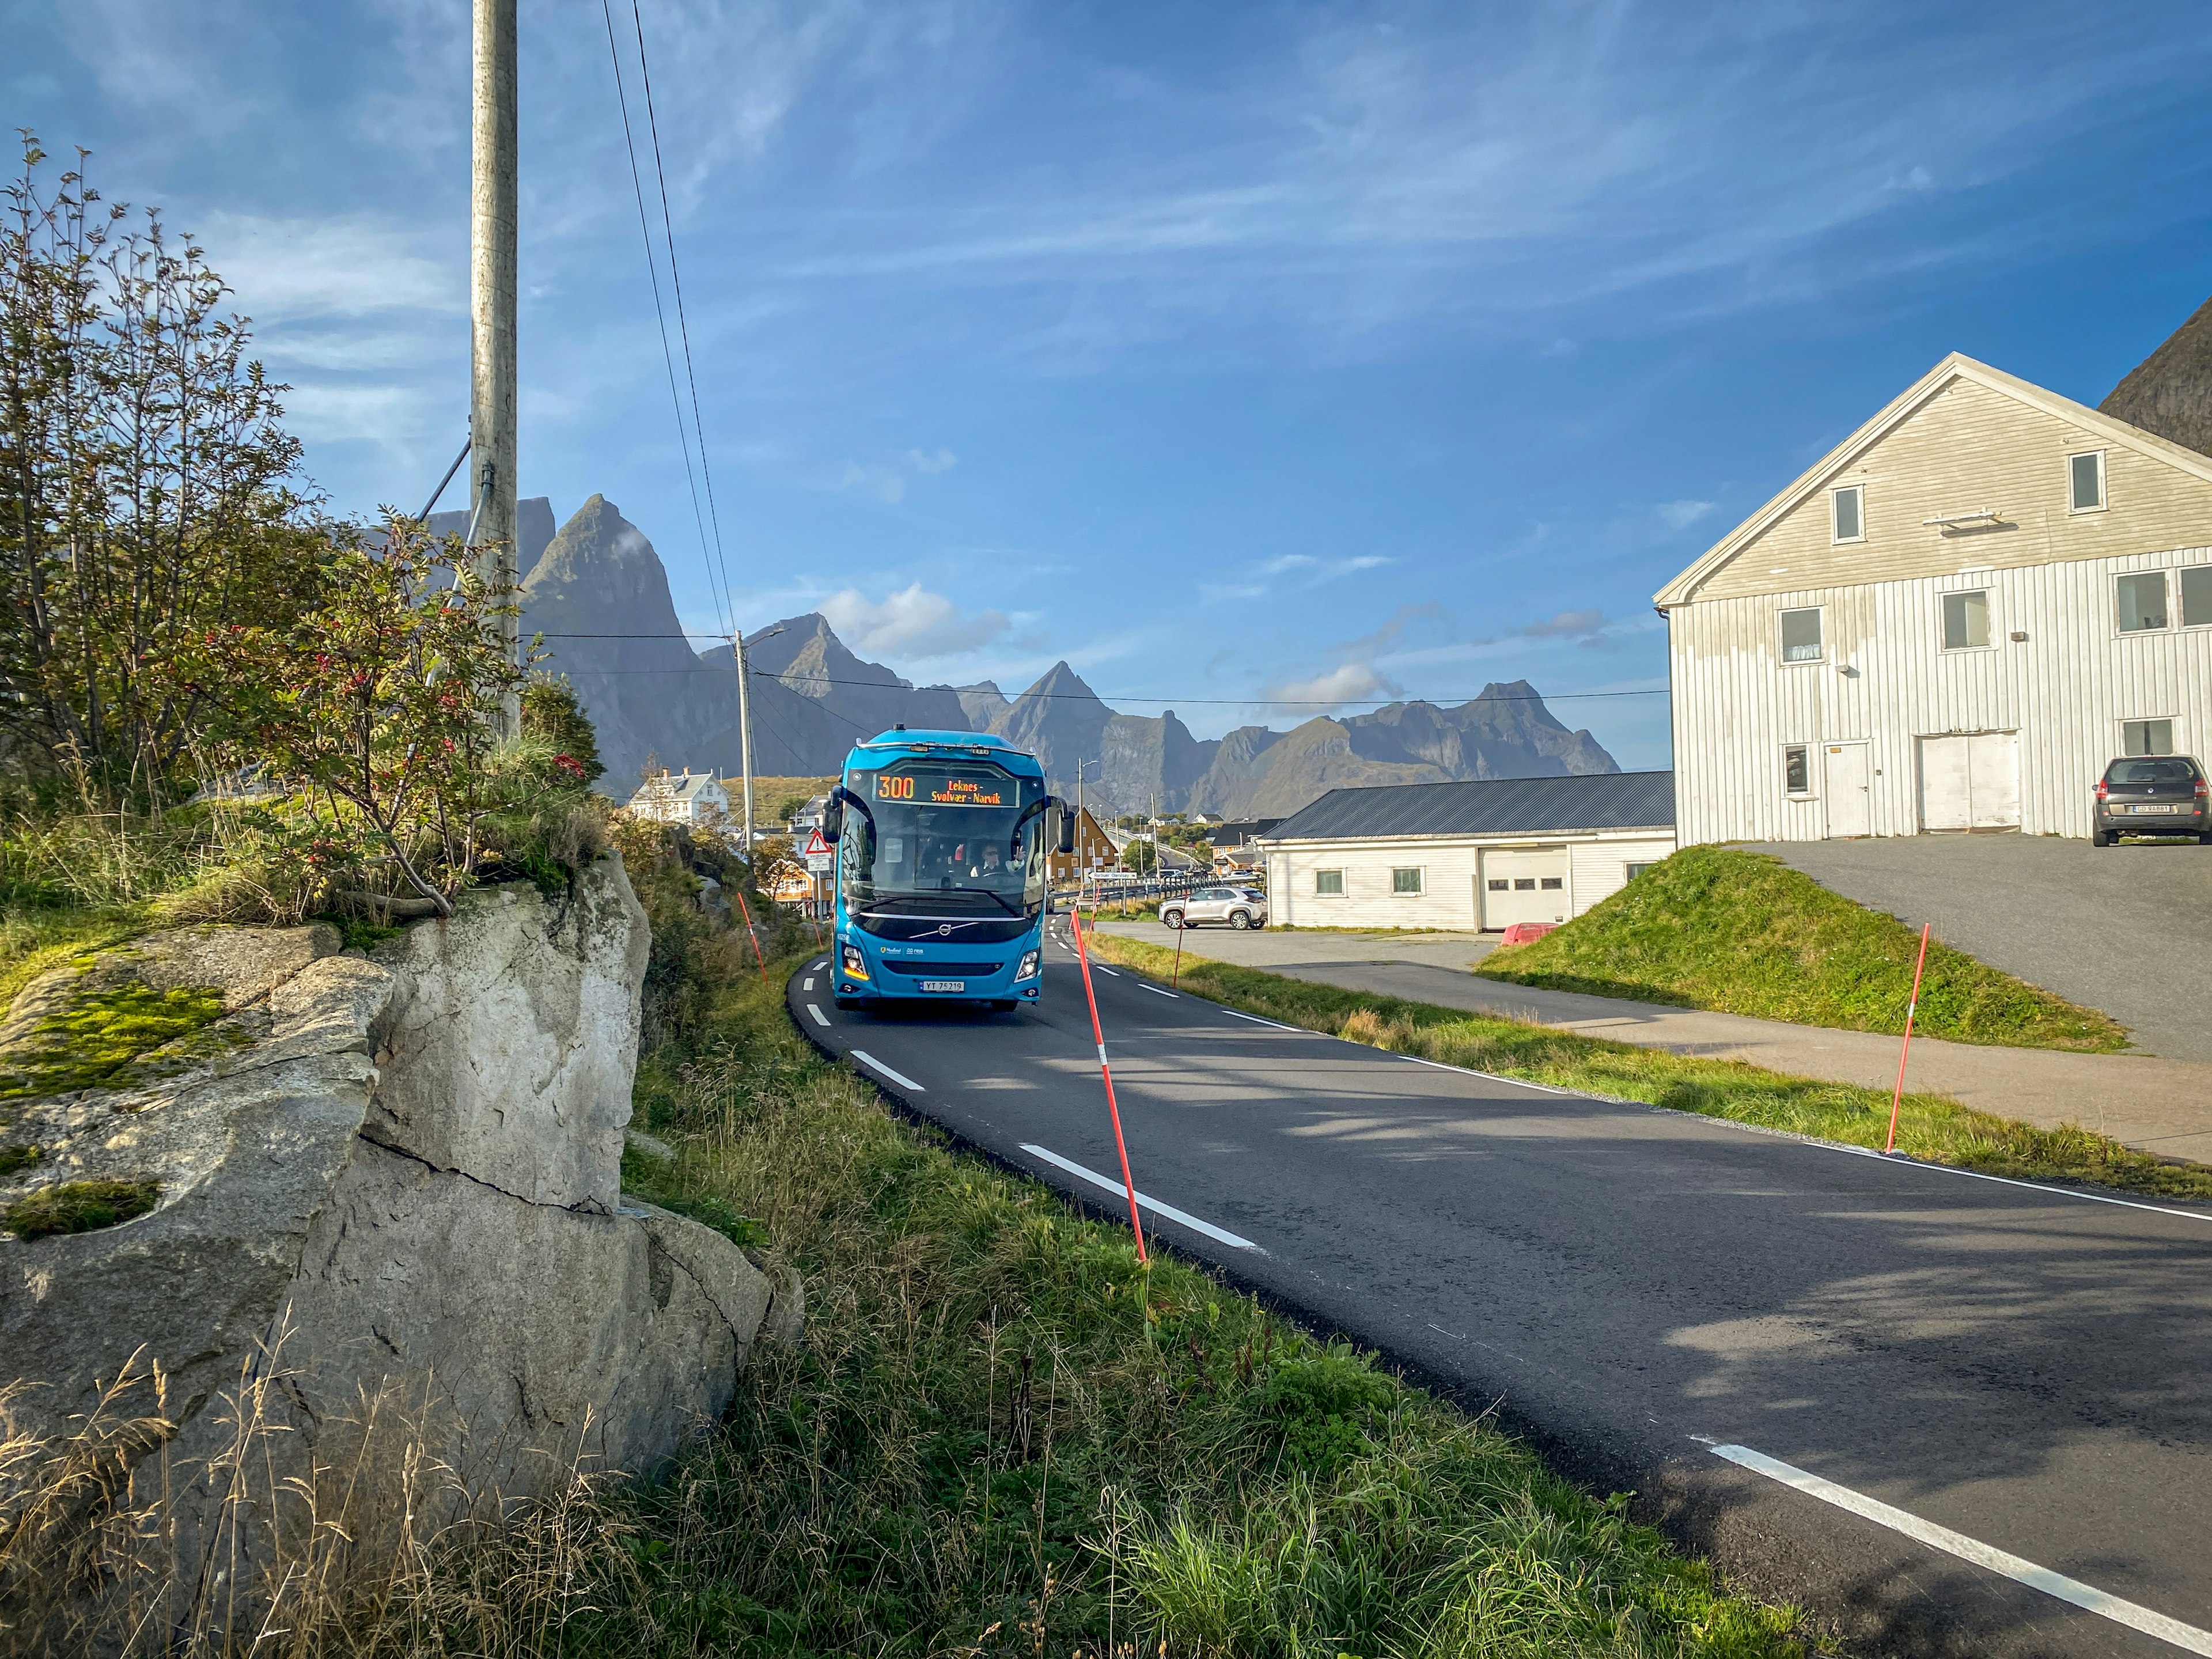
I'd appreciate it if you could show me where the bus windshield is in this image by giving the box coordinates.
[841,762,1048,919]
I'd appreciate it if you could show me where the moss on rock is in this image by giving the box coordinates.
[2,1176,160,1240]
[0,977,234,1101]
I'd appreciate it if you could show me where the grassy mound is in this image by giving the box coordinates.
[1085,931,2212,1203]
[600,956,1807,1657]
[1475,847,2124,1052]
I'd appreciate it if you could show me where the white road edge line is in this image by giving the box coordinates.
[850,1050,925,1092]
[1825,1146,2212,1225]
[806,1004,830,1028]
[1221,1008,1300,1032]
[1708,1443,2212,1655]
[1141,984,1179,998]
[1019,1142,1258,1251]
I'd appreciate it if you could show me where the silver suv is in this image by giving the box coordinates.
[1161,885,1268,930]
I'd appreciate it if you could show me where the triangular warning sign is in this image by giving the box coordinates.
[802,829,830,857]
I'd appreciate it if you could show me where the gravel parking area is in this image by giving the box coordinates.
[1751,835,2212,1062]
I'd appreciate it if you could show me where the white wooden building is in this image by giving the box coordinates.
[1259,773,1676,931]
[1656,354,2212,843]
[624,768,730,826]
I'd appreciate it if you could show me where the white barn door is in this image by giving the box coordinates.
[1918,732,2020,831]
[1479,847,1571,929]
[1822,743,1870,838]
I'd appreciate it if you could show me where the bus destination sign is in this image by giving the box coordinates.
[873,771,1013,808]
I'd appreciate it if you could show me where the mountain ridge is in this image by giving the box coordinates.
[514,497,1620,817]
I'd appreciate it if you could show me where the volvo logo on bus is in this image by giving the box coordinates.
[937,924,952,936]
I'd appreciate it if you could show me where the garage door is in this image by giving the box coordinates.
[1918,731,2020,831]
[1479,847,1571,929]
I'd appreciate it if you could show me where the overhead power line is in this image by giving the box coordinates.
[600,0,728,639]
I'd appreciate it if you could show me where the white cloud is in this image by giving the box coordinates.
[1513,608,1608,640]
[821,582,1009,660]
[1656,499,1717,531]
[837,448,959,504]
[196,211,461,323]
[1264,661,1401,710]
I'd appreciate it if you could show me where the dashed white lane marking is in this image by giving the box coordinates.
[802,978,814,991]
[1018,1143,1257,1251]
[1221,1008,1300,1032]
[1706,1443,2212,1654]
[1140,983,1179,998]
[1093,964,1121,976]
[806,1004,831,1028]
[851,1050,925,1092]
[811,960,827,971]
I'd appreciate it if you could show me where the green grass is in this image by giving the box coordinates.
[1474,846,2125,1052]
[594,953,1812,1657]
[1085,931,2212,1204]
[1,1176,160,1240]
[0,904,151,1020]
[0,975,233,1102]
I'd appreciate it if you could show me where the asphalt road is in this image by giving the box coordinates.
[789,921,2212,1656]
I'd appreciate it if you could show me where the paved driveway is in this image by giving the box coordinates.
[1750,836,2212,1062]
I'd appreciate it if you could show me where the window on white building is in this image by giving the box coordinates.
[1784,745,1812,796]
[1624,862,1656,880]
[2069,450,2105,513]
[1941,589,1990,650]
[2123,718,2175,756]
[1392,868,1423,895]
[2116,571,2169,632]
[1315,869,1344,895]
[2181,565,2212,628]
[1831,485,1863,542]
[1780,608,1824,663]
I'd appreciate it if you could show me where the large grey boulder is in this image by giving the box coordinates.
[0,855,781,1634]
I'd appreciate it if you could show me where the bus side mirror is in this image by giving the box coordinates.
[822,798,844,841]
[1056,800,1076,856]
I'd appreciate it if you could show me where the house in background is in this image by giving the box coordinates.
[1047,804,1120,883]
[1259,773,1675,931]
[1657,351,2212,843]
[625,768,730,827]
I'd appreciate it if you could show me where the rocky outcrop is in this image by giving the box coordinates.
[0,857,782,1614]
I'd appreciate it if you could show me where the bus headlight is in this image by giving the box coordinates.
[840,943,869,980]
[1016,949,1040,981]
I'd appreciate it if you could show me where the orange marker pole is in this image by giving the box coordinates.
[1067,903,1147,1263]
[1172,920,1184,990]
[732,887,770,984]
[1884,923,1931,1155]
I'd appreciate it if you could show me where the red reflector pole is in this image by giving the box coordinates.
[732,887,770,984]
[1885,923,1931,1155]
[1067,906,1148,1263]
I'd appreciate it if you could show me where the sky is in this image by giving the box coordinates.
[9,1,2212,769]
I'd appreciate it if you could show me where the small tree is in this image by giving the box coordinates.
[211,519,525,917]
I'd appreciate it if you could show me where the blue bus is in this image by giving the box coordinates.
[823,728,1072,1012]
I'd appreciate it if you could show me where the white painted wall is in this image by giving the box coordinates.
[1668,543,2212,843]
[1263,829,1676,931]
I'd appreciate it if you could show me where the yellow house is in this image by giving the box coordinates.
[1656,353,2212,842]
[1047,806,1119,884]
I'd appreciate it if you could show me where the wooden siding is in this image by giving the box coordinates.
[1263,830,1676,932]
[1669,544,2212,843]
[1694,377,2212,602]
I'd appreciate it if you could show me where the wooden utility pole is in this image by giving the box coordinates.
[471,0,520,737]
[735,628,757,853]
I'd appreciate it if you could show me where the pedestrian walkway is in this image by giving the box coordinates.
[1094,922,2212,1166]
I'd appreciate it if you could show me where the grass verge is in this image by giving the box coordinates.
[1085,930,2212,1204]
[606,953,1811,1657]
[1474,847,2124,1052]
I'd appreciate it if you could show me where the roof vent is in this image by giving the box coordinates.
[893,722,906,732]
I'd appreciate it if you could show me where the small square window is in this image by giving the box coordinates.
[1392,868,1423,895]
[2117,571,2169,632]
[2181,565,2212,628]
[2070,450,2105,513]
[1784,745,1812,795]
[1780,607,1823,663]
[1486,878,1508,892]
[1624,862,1654,880]
[2124,718,2175,756]
[1315,869,1344,895]
[1941,589,1990,650]
[1538,876,1563,891]
[1831,485,1863,542]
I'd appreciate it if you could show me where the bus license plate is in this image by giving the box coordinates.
[918,979,966,993]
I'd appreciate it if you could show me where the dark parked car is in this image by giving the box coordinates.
[2093,755,2209,845]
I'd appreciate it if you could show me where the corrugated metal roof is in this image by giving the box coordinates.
[1262,771,1675,843]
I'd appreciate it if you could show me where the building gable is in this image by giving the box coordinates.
[1657,354,2212,608]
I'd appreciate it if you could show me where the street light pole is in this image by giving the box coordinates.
[470,0,520,737]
